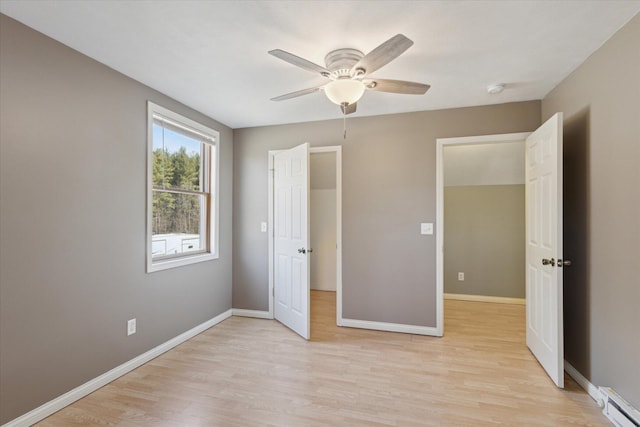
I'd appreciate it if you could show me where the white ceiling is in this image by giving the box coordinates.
[2,1,639,129]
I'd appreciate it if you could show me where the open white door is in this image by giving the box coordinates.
[525,113,564,387]
[273,143,310,339]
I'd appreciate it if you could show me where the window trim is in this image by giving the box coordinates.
[146,101,220,273]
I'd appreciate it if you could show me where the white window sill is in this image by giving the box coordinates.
[147,252,218,273]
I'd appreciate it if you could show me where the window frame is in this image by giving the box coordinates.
[146,101,220,273]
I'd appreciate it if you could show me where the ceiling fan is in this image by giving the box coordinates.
[269,34,430,115]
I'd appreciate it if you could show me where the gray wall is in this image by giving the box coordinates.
[0,15,233,424]
[310,151,336,190]
[444,185,525,298]
[233,101,541,326]
[542,13,640,408]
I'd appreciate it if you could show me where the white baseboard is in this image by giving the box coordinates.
[2,309,233,427]
[231,308,272,319]
[444,293,525,305]
[564,360,603,406]
[341,318,441,336]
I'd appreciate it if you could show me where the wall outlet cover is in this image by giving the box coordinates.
[458,272,465,281]
[127,318,136,336]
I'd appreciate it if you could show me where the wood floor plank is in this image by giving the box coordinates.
[37,291,608,426]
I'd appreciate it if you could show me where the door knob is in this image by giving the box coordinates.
[542,258,556,266]
[558,259,572,267]
[297,248,306,254]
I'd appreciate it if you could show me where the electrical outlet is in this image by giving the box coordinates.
[260,222,267,233]
[127,318,136,336]
[458,272,465,281]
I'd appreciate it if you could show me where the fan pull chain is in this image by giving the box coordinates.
[343,113,347,139]
[340,102,348,139]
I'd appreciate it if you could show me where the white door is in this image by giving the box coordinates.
[274,143,310,339]
[525,113,564,387]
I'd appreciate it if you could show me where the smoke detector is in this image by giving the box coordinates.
[487,83,505,94]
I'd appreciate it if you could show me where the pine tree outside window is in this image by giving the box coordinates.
[146,102,219,272]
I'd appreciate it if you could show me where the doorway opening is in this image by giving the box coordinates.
[267,145,343,339]
[435,133,530,335]
[437,114,565,388]
[309,151,339,339]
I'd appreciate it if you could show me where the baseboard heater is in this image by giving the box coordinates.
[600,387,640,427]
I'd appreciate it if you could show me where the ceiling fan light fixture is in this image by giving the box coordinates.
[324,79,365,106]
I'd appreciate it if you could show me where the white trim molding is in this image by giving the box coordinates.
[341,318,440,336]
[232,309,273,319]
[3,309,233,427]
[564,360,603,406]
[146,101,221,273]
[444,293,526,305]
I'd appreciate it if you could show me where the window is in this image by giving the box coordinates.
[146,102,219,272]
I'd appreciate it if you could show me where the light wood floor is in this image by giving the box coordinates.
[37,291,608,426]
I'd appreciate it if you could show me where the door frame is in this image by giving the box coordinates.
[435,132,531,335]
[268,145,343,326]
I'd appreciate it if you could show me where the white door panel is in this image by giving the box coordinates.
[274,143,310,339]
[526,113,564,388]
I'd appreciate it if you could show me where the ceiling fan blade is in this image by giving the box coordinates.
[269,49,330,76]
[270,86,323,101]
[340,103,357,115]
[365,79,430,95]
[352,34,414,76]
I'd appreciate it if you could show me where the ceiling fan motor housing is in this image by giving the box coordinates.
[324,48,364,78]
